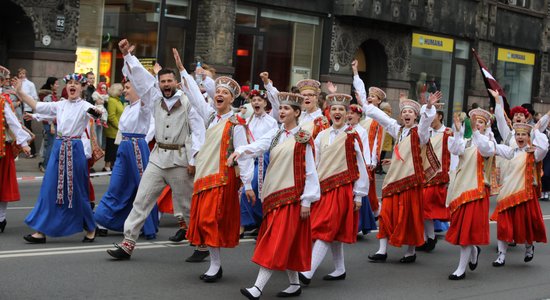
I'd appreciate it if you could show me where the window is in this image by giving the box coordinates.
[496,48,535,107]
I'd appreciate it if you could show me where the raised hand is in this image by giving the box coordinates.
[354,90,363,107]
[172,48,185,72]
[470,114,478,131]
[453,112,462,132]
[488,89,500,104]
[351,59,359,76]
[153,63,162,75]
[426,91,443,109]
[118,39,132,56]
[327,81,337,94]
[259,72,270,85]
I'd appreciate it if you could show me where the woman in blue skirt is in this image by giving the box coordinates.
[17,74,98,243]
[94,79,158,239]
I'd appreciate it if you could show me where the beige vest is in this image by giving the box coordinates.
[261,136,296,201]
[317,130,350,183]
[382,135,416,190]
[149,94,192,169]
[194,119,226,182]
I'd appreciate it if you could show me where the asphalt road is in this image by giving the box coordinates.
[2,158,550,299]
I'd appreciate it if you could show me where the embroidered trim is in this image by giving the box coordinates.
[119,239,136,254]
[368,120,384,160]
[57,137,80,208]
[123,136,145,177]
[426,130,452,186]
[312,116,330,139]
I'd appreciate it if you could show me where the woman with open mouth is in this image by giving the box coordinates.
[239,85,279,237]
[174,48,254,283]
[490,122,548,267]
[17,73,99,243]
[360,91,442,264]
[299,93,368,286]
[228,92,320,299]
[445,108,495,280]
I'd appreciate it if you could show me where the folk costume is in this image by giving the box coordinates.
[353,75,385,216]
[491,123,548,266]
[446,108,495,279]
[183,74,254,281]
[107,54,205,259]
[300,94,369,284]
[94,76,159,239]
[239,92,321,299]
[364,99,439,263]
[0,94,31,232]
[418,123,452,251]
[24,74,97,240]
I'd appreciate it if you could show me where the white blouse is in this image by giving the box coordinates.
[4,102,31,146]
[118,99,152,135]
[35,98,94,137]
[247,112,278,141]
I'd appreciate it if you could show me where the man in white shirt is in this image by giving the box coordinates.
[18,68,37,157]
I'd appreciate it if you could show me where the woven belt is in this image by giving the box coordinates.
[157,143,184,150]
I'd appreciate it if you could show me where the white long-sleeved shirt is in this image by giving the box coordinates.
[247,112,278,141]
[495,99,550,146]
[363,103,436,145]
[118,99,151,136]
[351,123,373,167]
[4,102,30,146]
[300,108,323,124]
[21,78,38,111]
[353,75,368,105]
[495,130,549,162]
[123,53,205,160]
[264,81,281,122]
[314,126,369,203]
[235,125,321,207]
[430,124,459,173]
[180,69,254,190]
[448,126,495,158]
[35,98,94,138]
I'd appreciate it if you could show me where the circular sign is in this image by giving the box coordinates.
[42,35,51,46]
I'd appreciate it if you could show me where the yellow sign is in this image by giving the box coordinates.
[412,33,454,52]
[138,58,156,74]
[75,47,99,75]
[497,48,535,65]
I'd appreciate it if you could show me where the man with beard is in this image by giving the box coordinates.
[107,39,205,259]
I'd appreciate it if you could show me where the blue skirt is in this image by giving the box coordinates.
[94,134,158,236]
[358,195,377,234]
[240,153,268,230]
[25,139,96,237]
[434,220,449,232]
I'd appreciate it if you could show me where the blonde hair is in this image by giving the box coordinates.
[108,83,123,97]
[379,102,391,113]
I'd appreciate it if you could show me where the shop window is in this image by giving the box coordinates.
[496,48,534,106]
[236,4,257,27]
[165,0,190,19]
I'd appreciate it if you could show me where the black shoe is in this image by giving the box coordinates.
[107,245,131,260]
[90,168,96,173]
[399,254,416,263]
[23,234,46,244]
[276,285,302,297]
[426,238,437,252]
[322,273,346,281]
[97,229,108,237]
[240,286,261,300]
[525,246,535,263]
[298,272,311,285]
[448,273,466,280]
[415,242,429,251]
[492,259,505,267]
[186,250,210,262]
[539,197,549,201]
[469,246,481,271]
[368,253,387,262]
[0,219,6,233]
[82,236,95,243]
[508,242,517,247]
[169,229,187,242]
[201,267,223,283]
[90,201,95,210]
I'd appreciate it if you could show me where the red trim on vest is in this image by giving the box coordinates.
[319,131,361,193]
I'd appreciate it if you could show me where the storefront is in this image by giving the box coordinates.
[234,2,323,90]
[495,47,535,107]
[410,32,470,124]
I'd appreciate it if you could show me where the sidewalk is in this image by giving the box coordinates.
[15,155,107,179]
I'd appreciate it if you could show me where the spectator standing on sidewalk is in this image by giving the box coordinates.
[37,77,59,172]
[18,68,38,157]
[104,83,124,171]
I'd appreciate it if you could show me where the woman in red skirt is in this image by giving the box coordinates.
[0,93,32,232]
[491,122,548,266]
[299,93,369,284]
[446,109,495,280]
[228,92,320,299]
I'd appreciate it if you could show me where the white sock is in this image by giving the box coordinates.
[470,245,479,264]
[281,271,301,293]
[453,246,471,276]
[301,240,330,279]
[374,202,381,217]
[205,247,221,275]
[376,238,388,255]
[405,245,416,257]
[526,244,534,257]
[424,220,435,240]
[246,267,272,297]
[329,242,345,277]
[495,240,507,263]
[0,202,7,222]
[97,224,107,230]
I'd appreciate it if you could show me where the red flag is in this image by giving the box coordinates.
[472,48,510,117]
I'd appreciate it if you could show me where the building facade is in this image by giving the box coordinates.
[3,0,550,123]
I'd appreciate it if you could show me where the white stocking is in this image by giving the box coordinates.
[329,242,345,277]
[376,238,388,255]
[424,220,435,240]
[281,270,301,293]
[452,246,471,276]
[301,240,329,279]
[205,247,221,275]
[405,245,416,257]
[246,267,273,297]
[495,240,507,263]
[0,202,7,222]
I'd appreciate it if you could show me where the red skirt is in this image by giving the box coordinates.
[187,169,241,248]
[0,144,20,202]
[496,196,547,244]
[252,202,311,271]
[310,184,358,244]
[445,188,490,246]
[422,184,450,221]
[157,186,174,214]
[367,169,379,213]
[377,186,424,247]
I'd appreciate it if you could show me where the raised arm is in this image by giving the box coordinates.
[490,89,512,144]
[418,105,437,145]
[261,72,280,122]
[14,78,38,111]
[448,114,466,156]
[472,131,495,158]
[494,144,514,160]
[363,104,401,139]
[351,60,367,105]
[532,129,549,162]
[235,127,278,159]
